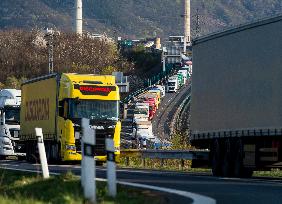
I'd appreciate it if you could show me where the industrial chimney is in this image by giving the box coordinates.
[75,0,83,35]
[184,0,191,52]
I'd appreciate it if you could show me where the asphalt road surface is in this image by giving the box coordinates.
[152,82,191,140]
[1,160,282,204]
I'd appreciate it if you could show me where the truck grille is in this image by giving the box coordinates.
[74,128,115,156]
[94,128,115,156]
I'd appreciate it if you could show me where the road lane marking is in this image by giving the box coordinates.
[97,178,216,204]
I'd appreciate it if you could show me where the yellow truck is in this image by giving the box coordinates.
[20,73,121,163]
[147,89,161,106]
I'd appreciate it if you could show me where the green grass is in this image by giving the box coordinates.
[0,170,166,204]
[254,169,282,178]
[119,157,282,178]
[119,157,211,173]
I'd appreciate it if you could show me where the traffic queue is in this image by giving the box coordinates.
[130,65,192,149]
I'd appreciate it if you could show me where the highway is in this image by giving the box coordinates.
[1,160,281,204]
[152,82,191,139]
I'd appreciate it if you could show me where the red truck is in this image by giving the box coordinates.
[137,95,157,120]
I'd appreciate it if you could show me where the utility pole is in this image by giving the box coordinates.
[184,0,191,54]
[195,8,200,38]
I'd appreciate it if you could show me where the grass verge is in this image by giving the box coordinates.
[253,169,282,178]
[119,157,282,178]
[0,169,167,204]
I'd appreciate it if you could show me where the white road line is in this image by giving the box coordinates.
[116,180,216,204]
[96,178,215,204]
[1,166,216,204]
[0,167,60,175]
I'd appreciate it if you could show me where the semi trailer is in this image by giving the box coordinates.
[133,102,149,122]
[166,76,179,93]
[0,89,25,159]
[190,15,282,177]
[20,73,121,163]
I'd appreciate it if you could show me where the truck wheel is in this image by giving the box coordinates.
[53,142,61,163]
[234,141,243,177]
[96,161,104,166]
[222,140,232,177]
[26,142,31,162]
[45,142,51,163]
[242,168,253,178]
[211,139,222,176]
[18,156,26,161]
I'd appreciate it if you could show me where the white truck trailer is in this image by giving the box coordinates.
[190,15,282,177]
[177,70,188,85]
[166,76,179,93]
[0,89,25,159]
[133,102,149,122]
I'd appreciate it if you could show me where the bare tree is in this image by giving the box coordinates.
[0,29,133,86]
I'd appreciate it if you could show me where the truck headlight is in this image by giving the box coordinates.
[75,132,80,139]
[65,145,76,151]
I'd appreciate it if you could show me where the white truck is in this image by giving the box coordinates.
[166,76,179,93]
[132,118,155,149]
[191,15,282,177]
[177,70,188,85]
[152,85,166,98]
[0,89,25,159]
[133,102,149,122]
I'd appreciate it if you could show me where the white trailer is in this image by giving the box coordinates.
[190,15,282,177]
[152,85,166,98]
[0,89,25,159]
[177,70,188,84]
[133,103,149,122]
[166,76,179,93]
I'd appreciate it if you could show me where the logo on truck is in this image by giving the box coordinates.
[74,84,116,96]
[25,98,49,121]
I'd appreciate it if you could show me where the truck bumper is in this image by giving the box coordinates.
[95,152,120,163]
[63,150,82,161]
[63,151,120,163]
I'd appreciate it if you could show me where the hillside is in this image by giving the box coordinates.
[1,0,282,39]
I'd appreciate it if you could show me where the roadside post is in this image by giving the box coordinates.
[106,138,117,197]
[35,128,49,179]
[81,118,96,203]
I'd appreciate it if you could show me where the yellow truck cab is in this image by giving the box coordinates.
[147,90,161,108]
[20,73,121,163]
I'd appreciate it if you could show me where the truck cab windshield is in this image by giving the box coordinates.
[4,107,20,125]
[69,100,119,121]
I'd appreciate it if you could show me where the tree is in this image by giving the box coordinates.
[0,29,134,84]
[5,76,20,89]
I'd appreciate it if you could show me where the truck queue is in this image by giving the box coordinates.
[130,65,192,149]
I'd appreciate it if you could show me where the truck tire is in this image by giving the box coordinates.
[222,140,233,177]
[211,139,222,176]
[18,156,26,161]
[45,142,52,163]
[234,139,244,177]
[26,142,31,162]
[233,139,254,178]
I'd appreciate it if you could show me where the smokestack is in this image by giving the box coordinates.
[155,37,161,49]
[75,0,83,35]
[184,0,191,52]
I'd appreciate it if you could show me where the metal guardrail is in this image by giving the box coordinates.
[120,149,209,169]
[121,149,209,161]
